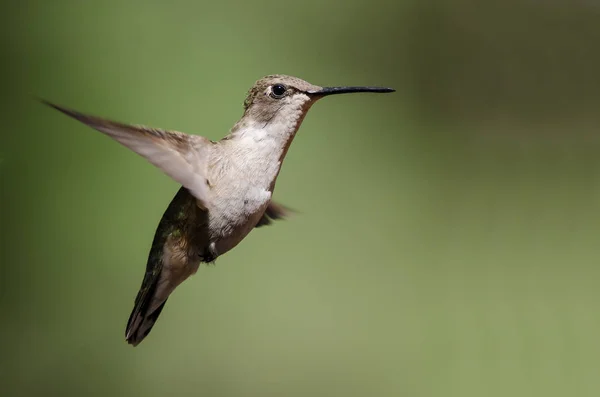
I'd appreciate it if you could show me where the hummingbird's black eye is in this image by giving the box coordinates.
[270,84,287,98]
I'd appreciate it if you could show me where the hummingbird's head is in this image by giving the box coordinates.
[240,74,394,131]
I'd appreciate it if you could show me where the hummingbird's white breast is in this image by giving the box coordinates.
[205,116,301,256]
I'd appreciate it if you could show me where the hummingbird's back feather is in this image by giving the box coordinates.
[40,100,213,209]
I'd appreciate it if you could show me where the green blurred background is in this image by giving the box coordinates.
[2,1,600,396]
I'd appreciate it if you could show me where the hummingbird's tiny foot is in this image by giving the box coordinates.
[200,243,218,264]
[200,253,216,264]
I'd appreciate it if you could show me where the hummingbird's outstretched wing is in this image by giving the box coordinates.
[255,201,296,227]
[41,101,212,208]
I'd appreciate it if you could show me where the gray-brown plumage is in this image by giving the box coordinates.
[42,75,394,346]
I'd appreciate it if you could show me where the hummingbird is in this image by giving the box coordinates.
[42,74,394,346]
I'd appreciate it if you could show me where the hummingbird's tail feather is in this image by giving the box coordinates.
[125,249,169,346]
[125,294,168,346]
[125,187,206,346]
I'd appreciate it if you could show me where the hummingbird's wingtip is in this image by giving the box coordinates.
[35,97,50,106]
[37,97,66,113]
[35,96,54,105]
[37,98,89,121]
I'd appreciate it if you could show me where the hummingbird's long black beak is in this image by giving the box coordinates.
[307,86,395,96]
